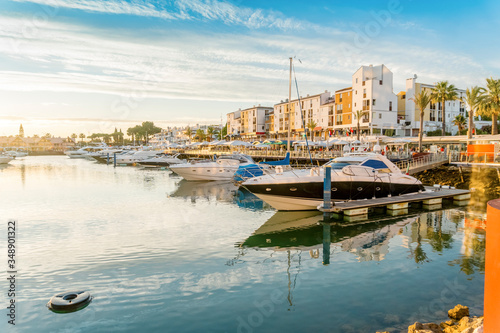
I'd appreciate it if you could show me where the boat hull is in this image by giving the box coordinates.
[170,165,239,181]
[243,180,425,211]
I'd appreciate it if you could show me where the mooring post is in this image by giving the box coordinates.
[323,165,332,220]
[322,221,331,265]
[107,153,110,165]
[113,152,117,167]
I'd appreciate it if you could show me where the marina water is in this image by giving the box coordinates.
[0,156,485,332]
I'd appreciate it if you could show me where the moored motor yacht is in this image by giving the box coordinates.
[0,154,14,164]
[169,154,255,181]
[5,148,28,158]
[242,153,425,211]
[138,153,185,167]
[64,145,106,159]
[88,149,125,163]
[114,150,162,165]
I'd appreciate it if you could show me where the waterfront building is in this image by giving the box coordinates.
[351,64,399,136]
[400,77,467,136]
[333,87,353,135]
[272,91,331,140]
[0,136,76,152]
[227,105,273,140]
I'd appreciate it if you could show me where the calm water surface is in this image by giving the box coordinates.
[0,156,486,332]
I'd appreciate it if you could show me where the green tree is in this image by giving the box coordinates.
[221,124,227,139]
[354,110,368,141]
[206,126,217,142]
[71,133,77,141]
[306,120,317,141]
[79,133,86,144]
[430,81,458,136]
[410,90,431,152]
[195,128,206,142]
[461,86,485,139]
[479,77,500,135]
[184,126,194,144]
[452,114,467,134]
[141,121,162,144]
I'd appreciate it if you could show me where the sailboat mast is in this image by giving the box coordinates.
[287,57,292,153]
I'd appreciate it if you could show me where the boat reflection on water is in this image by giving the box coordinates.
[168,180,271,210]
[239,211,420,264]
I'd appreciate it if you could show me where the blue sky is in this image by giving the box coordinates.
[1,0,499,136]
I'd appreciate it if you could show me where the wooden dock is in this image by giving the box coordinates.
[318,187,470,219]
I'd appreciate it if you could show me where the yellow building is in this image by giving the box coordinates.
[335,87,353,132]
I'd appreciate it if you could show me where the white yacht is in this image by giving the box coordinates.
[5,148,28,158]
[242,153,425,211]
[170,154,255,181]
[0,154,14,164]
[138,153,185,167]
[64,145,106,159]
[114,150,162,165]
[88,149,125,163]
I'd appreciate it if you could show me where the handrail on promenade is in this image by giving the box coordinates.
[394,153,449,172]
[180,148,343,161]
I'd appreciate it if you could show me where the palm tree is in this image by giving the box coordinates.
[410,91,431,152]
[452,114,467,135]
[306,120,317,141]
[79,133,85,144]
[184,126,193,144]
[354,110,367,141]
[430,81,458,136]
[479,77,500,135]
[206,126,217,142]
[462,86,485,139]
[195,128,206,142]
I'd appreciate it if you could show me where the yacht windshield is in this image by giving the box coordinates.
[325,158,363,169]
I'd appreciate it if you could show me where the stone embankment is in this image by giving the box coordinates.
[414,166,500,203]
[376,305,483,333]
[407,304,483,333]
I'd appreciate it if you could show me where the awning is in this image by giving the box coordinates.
[313,126,323,131]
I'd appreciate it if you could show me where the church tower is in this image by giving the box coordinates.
[19,124,24,137]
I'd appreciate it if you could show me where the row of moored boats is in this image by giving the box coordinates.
[66,145,426,212]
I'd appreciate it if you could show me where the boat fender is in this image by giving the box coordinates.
[47,290,92,313]
[276,166,283,174]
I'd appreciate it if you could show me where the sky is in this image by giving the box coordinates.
[1,0,499,137]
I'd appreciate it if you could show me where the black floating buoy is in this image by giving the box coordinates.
[47,290,92,313]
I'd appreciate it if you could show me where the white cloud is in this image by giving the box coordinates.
[10,0,305,31]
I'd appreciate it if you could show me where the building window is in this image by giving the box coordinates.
[354,103,356,107]
[402,95,406,99]
[373,99,376,106]
[379,113,382,119]
[389,101,392,111]
[356,78,358,83]
[379,80,383,85]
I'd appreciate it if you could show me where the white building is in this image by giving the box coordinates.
[402,77,466,135]
[272,91,331,140]
[351,64,399,135]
